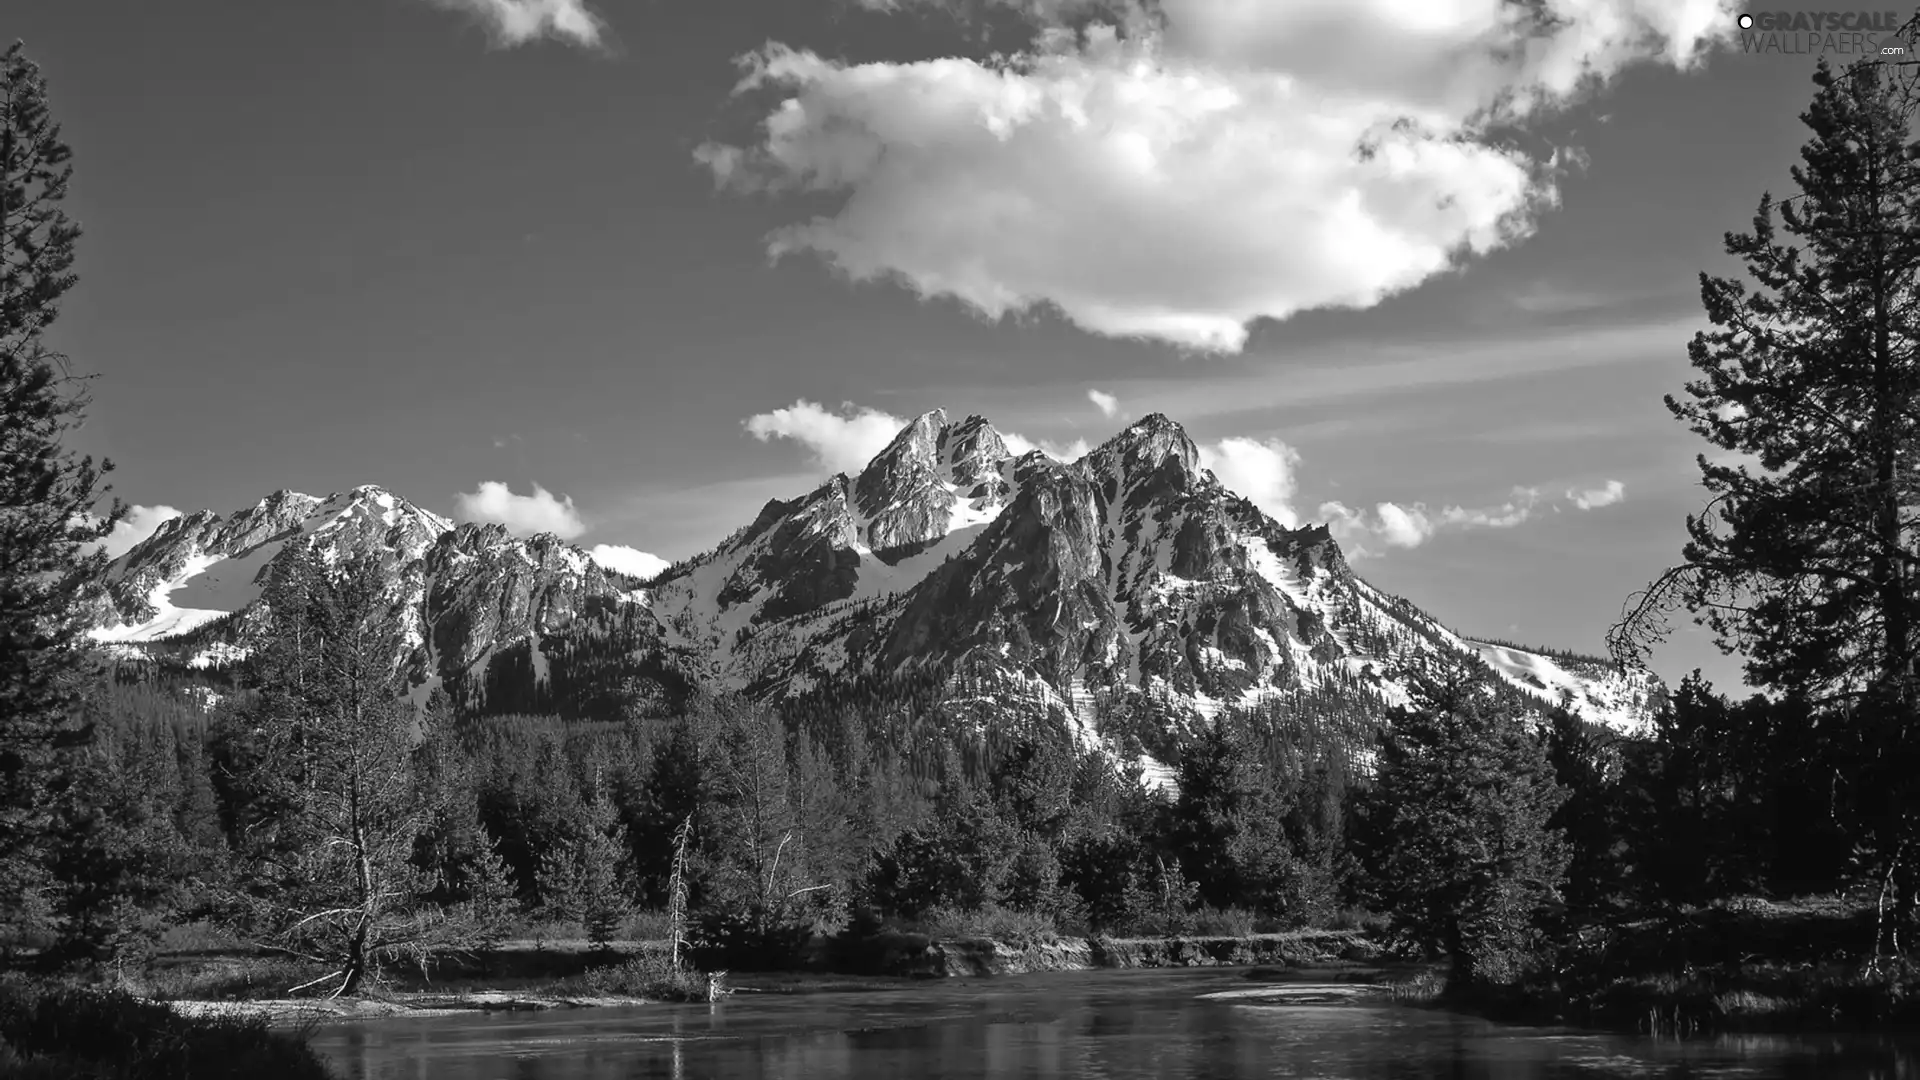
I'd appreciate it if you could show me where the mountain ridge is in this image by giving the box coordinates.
[89,413,1664,764]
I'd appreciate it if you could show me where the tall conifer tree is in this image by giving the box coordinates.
[228,547,441,995]
[1614,54,1920,951]
[0,40,120,949]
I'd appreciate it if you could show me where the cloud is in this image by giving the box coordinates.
[1569,479,1626,509]
[1198,436,1300,527]
[1088,388,1121,418]
[416,0,605,48]
[589,544,671,581]
[1321,486,1544,556]
[745,400,910,474]
[96,505,183,559]
[454,481,586,538]
[745,399,1090,473]
[1320,501,1424,555]
[698,1,1729,351]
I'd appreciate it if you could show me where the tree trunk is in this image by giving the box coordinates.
[336,952,365,997]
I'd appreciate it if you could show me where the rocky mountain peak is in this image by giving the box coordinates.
[1083,412,1205,511]
[1091,413,1202,476]
[94,410,1664,744]
[850,408,1018,553]
[939,414,1013,491]
[864,409,948,474]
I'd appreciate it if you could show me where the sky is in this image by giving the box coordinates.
[12,0,1884,694]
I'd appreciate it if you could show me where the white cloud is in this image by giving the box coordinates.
[589,544,671,581]
[1198,436,1300,527]
[745,400,910,474]
[95,505,183,560]
[699,1,1730,351]
[746,399,1090,473]
[1569,479,1626,509]
[417,0,604,48]
[1321,486,1543,555]
[1088,388,1121,418]
[1375,502,1438,548]
[454,481,586,538]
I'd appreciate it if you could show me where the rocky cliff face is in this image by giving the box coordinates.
[91,413,1662,749]
[90,488,664,709]
[642,411,1662,740]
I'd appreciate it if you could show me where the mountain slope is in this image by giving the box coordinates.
[89,488,671,715]
[90,414,1662,752]
[643,412,1661,739]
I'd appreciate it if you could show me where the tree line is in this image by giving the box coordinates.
[8,538,1863,994]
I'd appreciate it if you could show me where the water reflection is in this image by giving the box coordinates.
[307,969,1920,1080]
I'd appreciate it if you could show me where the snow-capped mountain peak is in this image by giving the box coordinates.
[92,412,1663,752]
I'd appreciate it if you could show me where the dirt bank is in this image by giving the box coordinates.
[866,929,1382,978]
[164,990,650,1025]
[153,929,1384,1023]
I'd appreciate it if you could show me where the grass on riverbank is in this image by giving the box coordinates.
[109,915,1385,1003]
[0,974,336,1079]
[1390,895,1920,1034]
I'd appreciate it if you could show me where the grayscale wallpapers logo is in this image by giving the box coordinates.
[1736,10,1915,55]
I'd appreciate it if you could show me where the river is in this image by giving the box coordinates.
[306,969,1920,1079]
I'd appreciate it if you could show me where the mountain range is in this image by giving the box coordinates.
[89,412,1664,784]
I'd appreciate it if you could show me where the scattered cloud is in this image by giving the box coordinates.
[589,544,671,581]
[742,401,1631,558]
[744,400,911,474]
[1569,479,1627,509]
[95,504,183,560]
[1320,501,1427,555]
[1087,388,1121,418]
[1198,437,1300,527]
[454,481,586,539]
[1506,282,1626,315]
[699,1,1728,351]
[1320,480,1626,556]
[416,0,605,48]
[744,399,1089,473]
[1322,487,1544,555]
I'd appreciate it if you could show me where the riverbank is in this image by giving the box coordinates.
[848,927,1382,978]
[0,974,338,1079]
[141,928,1384,1025]
[163,990,655,1024]
[132,900,1920,1035]
[1395,897,1920,1035]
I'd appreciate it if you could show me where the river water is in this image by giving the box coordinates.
[306,969,1920,1079]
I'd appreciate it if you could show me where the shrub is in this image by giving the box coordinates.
[688,904,813,971]
[1188,906,1256,938]
[621,908,675,941]
[918,904,1058,947]
[579,951,711,1002]
[134,956,332,1002]
[1323,907,1389,934]
[0,974,338,1079]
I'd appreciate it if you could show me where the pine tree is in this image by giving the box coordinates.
[462,827,520,951]
[226,546,440,996]
[1364,673,1569,988]
[0,40,121,953]
[1612,54,1920,952]
[44,695,197,969]
[1165,720,1296,917]
[575,818,632,953]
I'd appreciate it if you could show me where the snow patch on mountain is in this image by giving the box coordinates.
[1466,639,1655,734]
[91,552,229,643]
